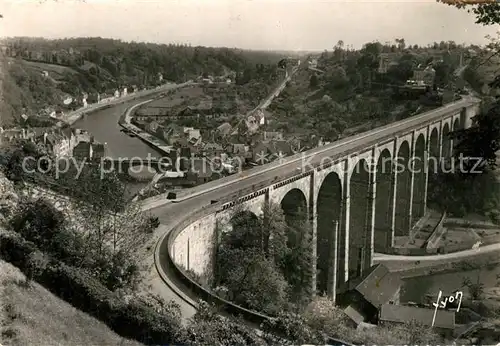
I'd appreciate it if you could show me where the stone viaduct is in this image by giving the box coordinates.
[170,97,481,301]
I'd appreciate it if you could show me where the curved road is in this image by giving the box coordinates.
[142,95,479,211]
[143,95,496,321]
[374,243,500,262]
[72,84,493,325]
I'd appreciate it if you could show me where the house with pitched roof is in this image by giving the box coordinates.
[251,139,293,164]
[379,304,455,338]
[339,264,402,325]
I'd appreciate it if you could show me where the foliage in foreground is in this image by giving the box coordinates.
[429,99,500,222]
[214,203,314,315]
[0,197,444,345]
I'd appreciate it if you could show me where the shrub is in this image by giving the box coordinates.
[8,198,141,292]
[9,198,65,249]
[0,231,182,345]
[179,301,265,346]
[261,311,325,345]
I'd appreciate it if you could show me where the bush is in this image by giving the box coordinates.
[9,198,66,249]
[179,301,264,346]
[8,198,140,291]
[261,311,325,345]
[0,231,182,345]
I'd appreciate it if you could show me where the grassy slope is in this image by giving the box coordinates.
[0,53,73,126]
[0,260,143,346]
[12,58,79,80]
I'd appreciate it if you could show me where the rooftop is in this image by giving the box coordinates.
[350,264,402,308]
[379,304,455,330]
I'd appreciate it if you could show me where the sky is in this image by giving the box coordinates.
[0,0,499,51]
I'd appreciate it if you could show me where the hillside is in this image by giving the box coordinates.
[265,42,471,142]
[0,37,289,126]
[0,259,143,346]
[1,57,74,126]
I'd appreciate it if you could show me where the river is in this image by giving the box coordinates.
[71,99,164,196]
[401,263,500,303]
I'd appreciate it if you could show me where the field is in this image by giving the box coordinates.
[440,228,480,247]
[143,86,206,108]
[0,260,143,346]
[8,58,79,81]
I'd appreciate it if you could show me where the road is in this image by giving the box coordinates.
[374,242,500,262]
[142,95,480,211]
[143,96,495,321]
[69,78,486,324]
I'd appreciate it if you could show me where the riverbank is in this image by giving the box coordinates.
[63,82,191,126]
[118,100,172,156]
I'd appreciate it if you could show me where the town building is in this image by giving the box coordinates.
[185,127,202,147]
[251,140,294,164]
[72,134,105,160]
[378,304,455,338]
[185,157,220,185]
[148,121,160,134]
[412,65,436,85]
[339,264,402,325]
[41,132,72,157]
[201,142,224,157]
[216,122,233,138]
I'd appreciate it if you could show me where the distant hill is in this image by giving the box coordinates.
[0,37,289,126]
[0,259,143,346]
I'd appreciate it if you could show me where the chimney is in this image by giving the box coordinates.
[90,136,94,143]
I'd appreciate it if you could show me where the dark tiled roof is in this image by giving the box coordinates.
[217,122,232,135]
[31,127,53,139]
[271,140,292,156]
[191,158,212,178]
[354,264,402,308]
[60,126,75,138]
[232,144,247,154]
[380,304,455,329]
[344,304,365,325]
[91,143,105,152]
[73,142,91,157]
[45,133,65,146]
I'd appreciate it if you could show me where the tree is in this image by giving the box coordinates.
[463,275,485,300]
[437,1,500,89]
[282,216,314,306]
[323,66,349,90]
[51,163,151,290]
[437,1,500,26]
[451,100,500,170]
[387,53,415,83]
[179,301,265,345]
[309,74,319,88]
[395,38,406,51]
[434,60,453,87]
[261,311,325,345]
[9,198,66,249]
[263,203,289,266]
[215,205,290,314]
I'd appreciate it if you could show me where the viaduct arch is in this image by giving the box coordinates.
[394,140,412,236]
[347,159,372,280]
[165,98,481,312]
[316,172,342,295]
[374,149,393,253]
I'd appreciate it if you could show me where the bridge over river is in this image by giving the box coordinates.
[69,74,484,335]
[144,95,481,312]
[100,157,169,173]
